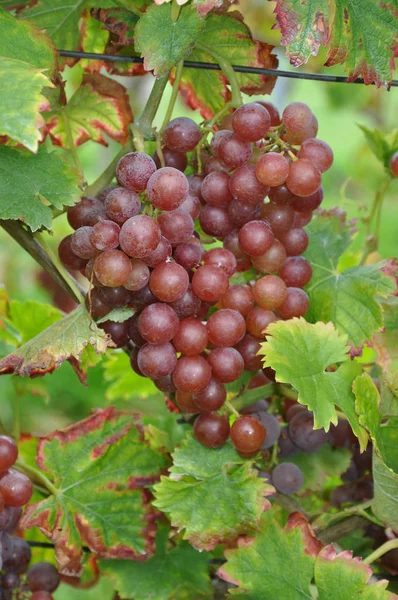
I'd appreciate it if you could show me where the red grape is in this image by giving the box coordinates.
[137,342,177,379]
[268,185,295,206]
[210,130,232,156]
[194,413,230,448]
[67,197,103,230]
[0,469,33,507]
[278,287,310,319]
[105,187,141,224]
[255,101,281,126]
[116,152,156,191]
[150,262,189,302]
[179,192,201,220]
[91,220,120,251]
[99,320,130,348]
[94,249,132,287]
[253,275,287,310]
[173,318,208,356]
[286,159,321,197]
[172,356,212,393]
[138,303,179,344]
[251,239,287,274]
[27,562,60,593]
[174,242,202,270]
[271,462,304,494]
[142,236,172,268]
[176,390,199,413]
[58,235,88,271]
[291,187,323,212]
[230,415,265,453]
[223,230,248,260]
[299,138,333,173]
[153,147,187,171]
[146,167,189,211]
[201,171,233,207]
[207,309,246,347]
[0,436,18,471]
[207,347,244,383]
[119,215,161,258]
[158,210,194,246]
[232,102,271,142]
[203,248,237,277]
[228,198,261,227]
[277,228,309,256]
[218,134,253,169]
[163,117,202,152]
[282,102,313,132]
[261,203,295,233]
[169,285,202,319]
[229,164,269,206]
[124,259,150,292]
[246,307,277,338]
[99,285,132,307]
[192,265,229,303]
[193,379,226,412]
[200,205,234,238]
[221,285,254,316]
[235,334,263,371]
[279,256,312,288]
[71,226,97,259]
[238,220,274,257]
[256,153,290,187]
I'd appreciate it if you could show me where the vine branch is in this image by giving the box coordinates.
[136,75,170,140]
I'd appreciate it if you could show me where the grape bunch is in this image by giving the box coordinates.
[59,100,333,457]
[0,436,60,599]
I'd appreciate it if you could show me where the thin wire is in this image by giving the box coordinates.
[58,50,398,87]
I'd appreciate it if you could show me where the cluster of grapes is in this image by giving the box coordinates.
[0,436,61,599]
[59,100,333,458]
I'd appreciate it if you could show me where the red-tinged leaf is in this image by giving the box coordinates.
[286,512,323,557]
[193,0,235,17]
[178,12,277,119]
[79,10,110,73]
[272,0,398,88]
[0,305,111,380]
[90,8,138,46]
[46,73,133,148]
[20,407,168,575]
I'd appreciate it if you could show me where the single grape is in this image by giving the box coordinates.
[203,248,237,277]
[188,173,205,199]
[329,419,357,449]
[193,378,226,412]
[218,134,253,169]
[256,413,281,449]
[152,147,188,171]
[124,259,150,292]
[90,220,120,252]
[163,117,202,152]
[261,203,295,234]
[138,303,179,344]
[229,164,269,206]
[255,101,281,126]
[289,410,328,452]
[278,287,309,319]
[154,374,176,394]
[137,342,177,379]
[0,469,33,507]
[221,285,254,316]
[173,318,208,356]
[27,562,60,593]
[251,239,287,274]
[199,205,234,239]
[150,261,189,303]
[67,197,103,230]
[178,192,201,220]
[116,152,156,192]
[172,356,212,393]
[253,275,287,310]
[223,230,248,260]
[169,285,202,319]
[230,415,266,453]
[2,535,31,573]
[192,265,229,303]
[238,220,274,257]
[291,187,323,212]
[232,102,271,142]
[105,187,141,224]
[219,112,234,130]
[194,413,230,448]
[282,113,318,145]
[390,151,398,177]
[0,436,18,471]
[0,506,22,532]
[298,138,333,173]
[201,171,233,207]
[279,256,312,288]
[271,462,304,494]
[58,236,88,271]
[235,334,263,371]
[282,102,313,132]
[293,211,313,228]
[94,249,132,287]
[142,236,172,268]
[2,571,19,589]
[98,186,117,202]
[130,346,144,376]
[30,592,54,600]
[127,315,145,347]
[207,347,244,383]
[70,226,97,260]
[255,153,290,187]
[99,320,130,348]
[228,198,261,227]
[210,130,233,156]
[146,167,189,211]
[246,307,277,338]
[205,156,230,174]
[207,309,246,347]
[277,228,309,256]
[286,159,321,197]
[285,403,307,422]
[98,285,132,307]
[268,185,294,206]
[119,215,161,258]
[158,210,194,246]
[173,242,201,270]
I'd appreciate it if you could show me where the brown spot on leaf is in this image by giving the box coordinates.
[286,512,323,556]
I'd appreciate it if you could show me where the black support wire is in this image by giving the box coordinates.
[58,50,398,87]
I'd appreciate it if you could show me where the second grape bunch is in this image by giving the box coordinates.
[60,100,332,457]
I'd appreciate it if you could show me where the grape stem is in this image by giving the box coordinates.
[363,537,398,565]
[171,0,182,23]
[0,220,85,304]
[274,492,310,518]
[129,124,145,153]
[16,458,58,496]
[317,515,367,545]
[136,75,170,140]
[225,399,240,418]
[160,59,184,133]
[85,139,132,197]
[360,174,391,264]
[196,42,242,108]
[277,384,298,401]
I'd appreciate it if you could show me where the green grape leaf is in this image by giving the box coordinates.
[354,373,398,474]
[315,545,397,600]
[21,407,167,574]
[260,319,366,445]
[90,7,138,46]
[17,0,116,50]
[80,10,110,72]
[96,306,134,324]
[218,510,315,600]
[272,0,398,87]
[281,445,351,491]
[0,305,111,380]
[304,211,395,348]
[153,434,271,551]
[0,57,52,152]
[179,12,277,119]
[5,300,62,345]
[47,73,133,148]
[359,125,398,170]
[100,524,211,600]
[372,451,398,531]
[0,146,82,230]
[135,3,204,77]
[103,352,159,404]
